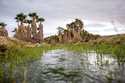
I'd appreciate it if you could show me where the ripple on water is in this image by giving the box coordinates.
[2,49,125,83]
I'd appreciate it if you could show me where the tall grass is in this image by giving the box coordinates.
[60,43,125,59]
[0,44,58,64]
[0,44,59,82]
[1,42,125,64]
[0,42,125,82]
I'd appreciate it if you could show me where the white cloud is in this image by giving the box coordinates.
[0,0,125,37]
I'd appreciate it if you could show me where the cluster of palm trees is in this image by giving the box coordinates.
[45,19,100,44]
[0,15,99,44]
[0,22,8,37]
[14,12,45,43]
[44,19,84,44]
[57,19,84,43]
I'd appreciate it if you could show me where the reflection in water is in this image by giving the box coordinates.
[1,49,125,83]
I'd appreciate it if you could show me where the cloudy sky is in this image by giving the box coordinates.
[0,0,125,37]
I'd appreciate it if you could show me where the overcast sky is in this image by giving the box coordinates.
[0,0,125,37]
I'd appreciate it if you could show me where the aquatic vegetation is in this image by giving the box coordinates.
[1,42,124,65]
[0,44,58,64]
[0,43,59,82]
[61,43,125,59]
[1,39,125,82]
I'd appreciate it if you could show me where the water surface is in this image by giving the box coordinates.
[1,49,125,83]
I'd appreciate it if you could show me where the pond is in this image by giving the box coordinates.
[0,49,125,83]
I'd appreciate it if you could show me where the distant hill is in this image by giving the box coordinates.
[91,34,125,45]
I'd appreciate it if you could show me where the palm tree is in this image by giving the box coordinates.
[12,28,17,32]
[15,17,20,27]
[14,13,27,40]
[23,19,32,26]
[23,19,32,41]
[28,19,32,23]
[75,19,84,29]
[28,12,38,38]
[0,22,7,28]
[23,19,32,27]
[63,29,69,42]
[57,27,64,34]
[0,22,8,37]
[57,27,64,42]
[15,13,27,26]
[74,19,83,41]
[36,17,45,42]
[37,17,45,23]
[28,12,38,22]
[66,24,72,42]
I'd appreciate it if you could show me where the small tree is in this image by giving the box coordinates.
[57,27,64,35]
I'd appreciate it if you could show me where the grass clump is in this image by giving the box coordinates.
[60,42,125,59]
[0,43,58,64]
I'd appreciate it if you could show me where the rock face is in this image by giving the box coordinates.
[0,27,8,37]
